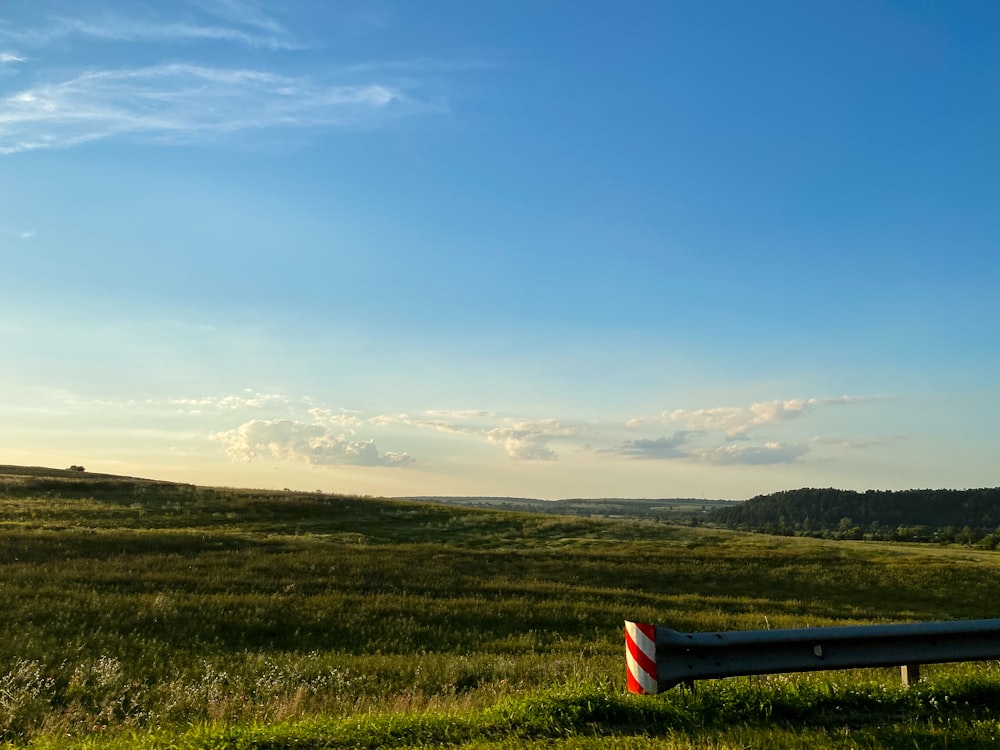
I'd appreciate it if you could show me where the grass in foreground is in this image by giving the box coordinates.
[13,673,1000,749]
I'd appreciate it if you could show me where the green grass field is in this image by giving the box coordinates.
[2,467,1000,748]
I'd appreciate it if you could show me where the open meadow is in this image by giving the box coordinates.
[2,467,1000,748]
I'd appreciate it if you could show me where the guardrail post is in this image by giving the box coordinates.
[901,664,920,687]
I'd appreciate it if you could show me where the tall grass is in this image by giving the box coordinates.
[2,471,1000,747]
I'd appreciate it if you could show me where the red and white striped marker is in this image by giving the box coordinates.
[625,620,658,694]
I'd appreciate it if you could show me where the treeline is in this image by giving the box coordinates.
[709,487,1000,547]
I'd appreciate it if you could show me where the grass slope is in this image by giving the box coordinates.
[2,467,999,748]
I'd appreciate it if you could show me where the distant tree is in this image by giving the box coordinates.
[68,465,85,472]
[977,533,1000,550]
[938,526,958,544]
[708,487,1000,543]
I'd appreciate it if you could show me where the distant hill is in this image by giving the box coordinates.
[0,464,199,502]
[0,466,736,523]
[398,495,737,522]
[14,466,997,547]
[708,487,1000,546]
[0,464,129,480]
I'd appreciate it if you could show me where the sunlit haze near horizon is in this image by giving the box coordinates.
[1,1,997,499]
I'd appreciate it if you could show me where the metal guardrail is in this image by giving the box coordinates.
[625,618,1000,693]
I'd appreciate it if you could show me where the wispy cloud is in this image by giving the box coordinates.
[0,63,423,155]
[309,408,364,428]
[337,58,502,76]
[215,419,414,467]
[172,390,289,413]
[604,434,809,466]
[424,409,495,419]
[0,2,457,155]
[601,396,878,466]
[690,441,809,465]
[627,396,869,439]
[50,16,301,51]
[608,432,695,460]
[185,0,289,35]
[0,223,38,239]
[809,435,888,449]
[0,2,299,50]
[368,412,481,435]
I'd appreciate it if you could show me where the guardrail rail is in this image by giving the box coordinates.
[625,618,1000,693]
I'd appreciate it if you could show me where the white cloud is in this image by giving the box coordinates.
[486,419,582,461]
[748,398,815,423]
[0,62,426,156]
[18,229,36,239]
[215,419,413,467]
[1,51,25,64]
[364,410,588,457]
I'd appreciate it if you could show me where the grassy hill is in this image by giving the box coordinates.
[2,466,1000,748]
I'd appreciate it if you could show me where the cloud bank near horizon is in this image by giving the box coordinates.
[2,380,879,472]
[192,392,876,469]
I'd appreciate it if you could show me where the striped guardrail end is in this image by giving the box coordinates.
[625,620,658,694]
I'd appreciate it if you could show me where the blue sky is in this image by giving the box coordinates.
[1,0,997,499]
